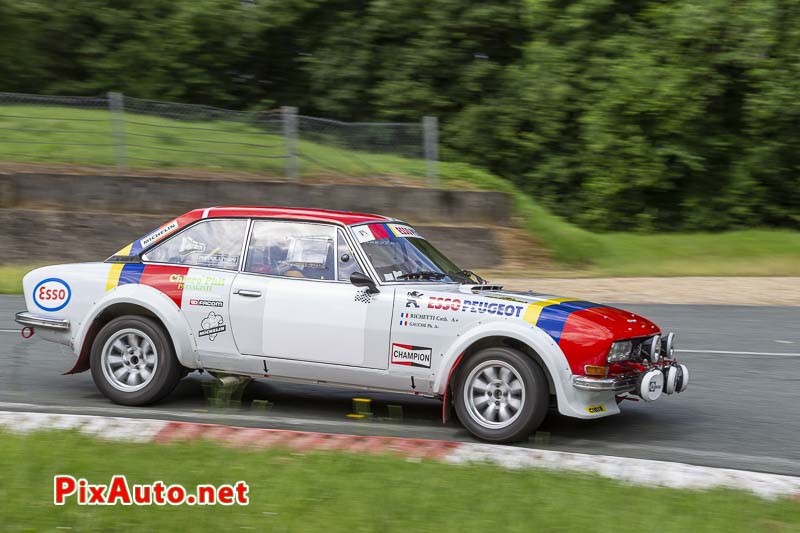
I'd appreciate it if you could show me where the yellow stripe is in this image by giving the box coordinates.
[522,297,576,325]
[105,263,124,292]
[115,243,133,256]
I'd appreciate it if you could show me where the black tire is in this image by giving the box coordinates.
[453,347,549,443]
[90,315,182,406]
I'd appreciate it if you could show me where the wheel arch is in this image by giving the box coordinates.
[434,322,571,400]
[68,286,197,374]
[456,336,557,396]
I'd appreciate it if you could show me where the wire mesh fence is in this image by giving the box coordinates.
[0,91,438,182]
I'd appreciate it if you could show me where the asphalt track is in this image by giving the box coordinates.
[1,295,799,476]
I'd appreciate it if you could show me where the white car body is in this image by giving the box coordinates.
[17,207,687,433]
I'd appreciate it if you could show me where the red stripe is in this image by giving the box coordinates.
[369,224,390,239]
[140,265,189,308]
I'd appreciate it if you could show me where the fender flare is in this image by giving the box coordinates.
[433,321,573,401]
[71,285,199,373]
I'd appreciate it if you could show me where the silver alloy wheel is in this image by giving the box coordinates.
[463,359,526,429]
[101,328,158,393]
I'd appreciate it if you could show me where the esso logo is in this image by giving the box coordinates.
[427,296,461,311]
[33,278,72,312]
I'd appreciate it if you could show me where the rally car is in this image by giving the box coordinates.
[16,207,688,443]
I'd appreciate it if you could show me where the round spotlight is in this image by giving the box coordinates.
[675,364,689,393]
[650,334,662,362]
[662,332,675,359]
[637,369,664,402]
[663,366,678,394]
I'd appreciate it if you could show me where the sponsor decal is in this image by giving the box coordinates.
[649,379,662,393]
[140,220,179,249]
[169,273,226,292]
[586,404,606,414]
[427,296,461,311]
[387,224,418,238]
[390,343,432,368]
[354,289,373,304]
[359,223,421,242]
[399,311,456,328]
[190,299,224,308]
[405,290,423,308]
[426,296,524,318]
[353,226,376,243]
[33,278,72,312]
[199,312,226,341]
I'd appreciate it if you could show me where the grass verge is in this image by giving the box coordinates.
[0,430,798,532]
[2,104,800,276]
[0,265,31,295]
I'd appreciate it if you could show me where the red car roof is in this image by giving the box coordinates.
[190,206,391,225]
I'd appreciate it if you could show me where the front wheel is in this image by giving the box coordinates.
[90,315,182,406]
[454,347,549,443]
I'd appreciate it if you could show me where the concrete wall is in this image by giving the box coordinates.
[0,173,512,225]
[0,173,511,268]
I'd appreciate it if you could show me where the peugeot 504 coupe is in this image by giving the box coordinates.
[16,207,688,442]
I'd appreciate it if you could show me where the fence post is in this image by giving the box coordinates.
[108,92,127,168]
[282,106,298,180]
[423,116,439,186]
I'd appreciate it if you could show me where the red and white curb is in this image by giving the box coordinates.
[1,410,798,500]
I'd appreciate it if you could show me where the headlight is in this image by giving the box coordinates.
[607,340,633,362]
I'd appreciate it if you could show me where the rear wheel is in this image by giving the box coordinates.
[454,347,549,443]
[90,315,181,406]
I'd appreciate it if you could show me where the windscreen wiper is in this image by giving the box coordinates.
[397,271,446,280]
[449,269,488,285]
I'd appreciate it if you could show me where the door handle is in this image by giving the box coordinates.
[234,289,262,298]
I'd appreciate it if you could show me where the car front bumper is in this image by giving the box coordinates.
[572,374,638,393]
[15,311,70,331]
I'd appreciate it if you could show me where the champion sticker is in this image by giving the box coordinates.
[33,278,72,312]
[390,343,432,368]
[140,220,179,248]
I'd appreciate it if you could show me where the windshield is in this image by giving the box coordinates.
[352,223,469,283]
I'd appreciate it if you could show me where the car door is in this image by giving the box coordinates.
[229,221,394,369]
[140,218,249,357]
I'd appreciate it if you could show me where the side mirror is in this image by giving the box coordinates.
[350,272,379,294]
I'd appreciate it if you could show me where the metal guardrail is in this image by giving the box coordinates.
[0,91,439,183]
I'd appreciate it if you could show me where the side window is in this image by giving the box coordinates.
[337,230,360,281]
[245,221,336,280]
[142,219,247,270]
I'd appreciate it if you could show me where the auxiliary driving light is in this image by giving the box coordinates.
[675,363,689,393]
[637,368,664,402]
[643,334,662,362]
[661,332,675,359]
[663,365,678,394]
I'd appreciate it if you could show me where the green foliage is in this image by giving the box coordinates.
[1,0,799,230]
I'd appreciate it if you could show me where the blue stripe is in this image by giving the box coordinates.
[118,263,145,286]
[536,301,601,343]
[129,240,144,255]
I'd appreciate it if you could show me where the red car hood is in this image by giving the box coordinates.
[426,286,661,374]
